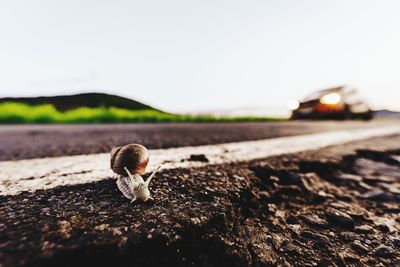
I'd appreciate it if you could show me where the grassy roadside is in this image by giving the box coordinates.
[0,102,286,123]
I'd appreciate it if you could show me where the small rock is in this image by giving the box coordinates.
[329,201,352,209]
[317,258,335,267]
[325,208,354,229]
[336,173,362,182]
[300,230,329,242]
[374,245,394,258]
[41,207,50,212]
[258,191,271,200]
[342,250,360,263]
[377,224,391,233]
[270,175,280,183]
[233,174,245,181]
[190,217,205,225]
[340,231,359,241]
[204,186,215,192]
[267,204,277,213]
[354,225,374,234]
[280,261,292,267]
[99,201,110,207]
[189,154,209,162]
[273,185,302,198]
[241,190,259,210]
[275,210,285,219]
[351,240,369,254]
[358,182,372,191]
[391,155,400,162]
[301,215,328,228]
[94,224,109,231]
[281,172,303,186]
[393,238,400,248]
[286,215,299,225]
[361,189,396,202]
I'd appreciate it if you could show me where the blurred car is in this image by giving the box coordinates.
[289,86,373,120]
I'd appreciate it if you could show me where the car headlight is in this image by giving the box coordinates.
[288,100,300,110]
[320,93,341,105]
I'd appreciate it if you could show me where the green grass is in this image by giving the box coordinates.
[0,102,285,123]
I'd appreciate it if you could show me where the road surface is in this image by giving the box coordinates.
[1,133,400,266]
[0,120,396,161]
[0,121,399,266]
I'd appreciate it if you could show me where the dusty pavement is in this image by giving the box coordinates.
[1,134,400,266]
[0,120,395,161]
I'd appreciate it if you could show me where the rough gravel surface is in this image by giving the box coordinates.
[1,135,400,266]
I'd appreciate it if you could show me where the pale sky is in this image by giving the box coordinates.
[1,0,400,115]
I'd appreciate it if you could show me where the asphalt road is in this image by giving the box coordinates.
[1,134,400,266]
[0,120,396,161]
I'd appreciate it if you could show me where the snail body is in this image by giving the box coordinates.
[110,144,160,203]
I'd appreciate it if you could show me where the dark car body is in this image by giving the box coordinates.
[290,86,373,120]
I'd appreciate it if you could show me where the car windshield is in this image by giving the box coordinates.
[302,89,341,101]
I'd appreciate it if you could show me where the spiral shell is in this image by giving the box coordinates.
[110,144,150,175]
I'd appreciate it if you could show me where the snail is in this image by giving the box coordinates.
[110,144,161,203]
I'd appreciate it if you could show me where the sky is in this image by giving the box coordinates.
[1,0,400,116]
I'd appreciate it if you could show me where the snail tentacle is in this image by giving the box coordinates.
[145,164,161,187]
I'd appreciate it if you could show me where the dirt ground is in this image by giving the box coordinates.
[1,135,400,267]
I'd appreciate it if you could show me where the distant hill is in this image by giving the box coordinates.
[0,93,157,111]
[373,109,400,118]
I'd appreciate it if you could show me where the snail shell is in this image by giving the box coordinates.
[110,144,150,175]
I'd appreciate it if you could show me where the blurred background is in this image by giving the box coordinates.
[1,0,400,120]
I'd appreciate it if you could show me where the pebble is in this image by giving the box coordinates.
[342,250,360,263]
[336,173,362,182]
[317,258,335,267]
[286,215,299,225]
[351,240,369,254]
[300,230,329,242]
[282,172,303,186]
[362,189,396,202]
[233,174,245,181]
[258,191,271,200]
[377,224,391,233]
[340,231,359,241]
[393,238,400,247]
[189,154,209,162]
[301,215,328,228]
[190,217,201,225]
[354,225,374,234]
[274,185,302,197]
[325,208,354,229]
[94,224,109,231]
[270,175,280,183]
[373,245,394,258]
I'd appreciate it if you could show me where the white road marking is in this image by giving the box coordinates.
[1,125,400,196]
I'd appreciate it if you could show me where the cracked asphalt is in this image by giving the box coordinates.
[1,131,400,266]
